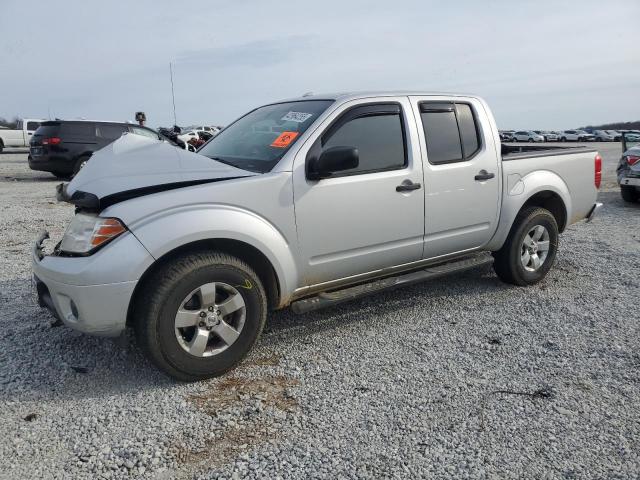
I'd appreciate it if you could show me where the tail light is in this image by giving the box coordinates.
[626,155,640,166]
[594,153,602,189]
[42,137,61,146]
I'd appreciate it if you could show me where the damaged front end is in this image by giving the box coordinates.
[57,133,255,211]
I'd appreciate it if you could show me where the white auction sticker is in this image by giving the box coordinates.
[281,111,313,123]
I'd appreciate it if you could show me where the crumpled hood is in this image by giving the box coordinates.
[60,133,255,209]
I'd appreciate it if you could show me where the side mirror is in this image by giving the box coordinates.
[308,146,359,180]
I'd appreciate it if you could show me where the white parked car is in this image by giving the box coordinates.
[186,125,221,135]
[513,131,545,142]
[592,130,616,142]
[560,130,595,142]
[178,130,199,144]
[0,118,44,152]
[535,131,559,142]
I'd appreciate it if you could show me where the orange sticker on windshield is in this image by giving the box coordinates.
[271,131,299,148]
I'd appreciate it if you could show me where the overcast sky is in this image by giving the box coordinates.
[1,0,638,130]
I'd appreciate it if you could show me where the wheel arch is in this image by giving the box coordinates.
[126,238,283,328]
[487,171,571,251]
[520,190,567,232]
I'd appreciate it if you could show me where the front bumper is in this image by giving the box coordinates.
[32,230,154,337]
[586,202,603,223]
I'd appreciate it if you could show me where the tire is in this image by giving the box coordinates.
[134,251,267,381]
[51,172,70,180]
[72,155,91,177]
[560,137,566,142]
[492,207,559,286]
[621,185,639,203]
[528,138,534,143]
[0,143,4,154]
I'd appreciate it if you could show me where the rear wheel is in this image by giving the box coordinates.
[134,251,267,381]
[51,171,69,180]
[492,207,558,286]
[621,185,639,203]
[72,155,91,177]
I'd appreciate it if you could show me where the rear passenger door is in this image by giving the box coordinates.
[410,97,500,259]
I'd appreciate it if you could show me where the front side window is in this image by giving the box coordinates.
[321,106,406,175]
[199,100,334,173]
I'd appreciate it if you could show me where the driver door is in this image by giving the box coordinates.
[292,98,425,287]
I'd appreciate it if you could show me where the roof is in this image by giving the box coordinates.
[44,119,134,125]
[278,90,480,103]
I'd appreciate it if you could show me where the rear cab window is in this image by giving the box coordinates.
[419,102,482,164]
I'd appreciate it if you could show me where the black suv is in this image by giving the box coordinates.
[28,121,165,178]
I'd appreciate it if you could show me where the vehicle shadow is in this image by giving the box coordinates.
[0,265,511,402]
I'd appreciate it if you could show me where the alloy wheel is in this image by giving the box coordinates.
[174,282,246,357]
[520,225,550,272]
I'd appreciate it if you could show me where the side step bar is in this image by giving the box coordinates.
[291,252,494,314]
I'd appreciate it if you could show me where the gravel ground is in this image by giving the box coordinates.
[0,145,639,479]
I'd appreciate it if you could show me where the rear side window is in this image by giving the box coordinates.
[420,102,481,164]
[33,124,61,137]
[97,124,127,140]
[61,123,95,137]
[26,121,40,131]
[456,104,480,157]
[322,104,406,175]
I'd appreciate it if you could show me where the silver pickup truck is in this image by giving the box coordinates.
[33,91,603,380]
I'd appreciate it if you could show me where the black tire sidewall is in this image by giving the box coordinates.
[154,263,265,378]
[508,211,558,284]
[621,186,639,203]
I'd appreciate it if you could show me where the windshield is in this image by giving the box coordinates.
[198,100,334,173]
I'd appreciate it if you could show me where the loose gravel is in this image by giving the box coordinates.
[0,147,639,479]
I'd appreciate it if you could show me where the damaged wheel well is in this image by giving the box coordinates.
[126,239,281,327]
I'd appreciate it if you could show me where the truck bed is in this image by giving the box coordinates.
[502,143,596,160]
[500,144,598,227]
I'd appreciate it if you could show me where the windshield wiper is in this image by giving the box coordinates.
[207,156,236,167]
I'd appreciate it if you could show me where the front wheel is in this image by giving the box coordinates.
[621,185,639,203]
[492,207,559,286]
[134,251,267,381]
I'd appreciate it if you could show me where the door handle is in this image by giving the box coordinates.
[474,170,495,181]
[396,181,422,192]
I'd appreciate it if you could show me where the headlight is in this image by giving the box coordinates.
[59,213,127,254]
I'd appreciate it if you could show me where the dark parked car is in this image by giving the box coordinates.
[28,121,168,178]
[618,132,640,202]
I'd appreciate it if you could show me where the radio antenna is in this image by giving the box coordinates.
[169,62,178,126]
